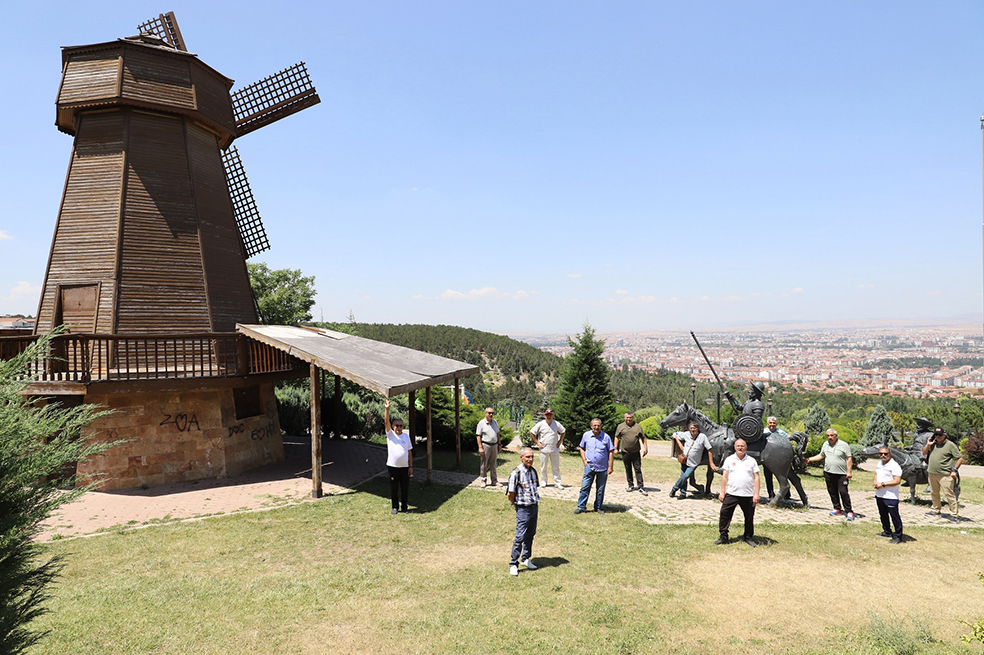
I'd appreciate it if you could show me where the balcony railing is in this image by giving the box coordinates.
[0,332,304,384]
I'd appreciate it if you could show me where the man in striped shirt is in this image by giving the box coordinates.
[507,447,540,576]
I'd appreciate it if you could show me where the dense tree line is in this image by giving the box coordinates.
[297,323,982,457]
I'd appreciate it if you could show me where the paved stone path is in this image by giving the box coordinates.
[41,439,981,541]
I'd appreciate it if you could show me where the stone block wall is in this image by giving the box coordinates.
[79,383,283,490]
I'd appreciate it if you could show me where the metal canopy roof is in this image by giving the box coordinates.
[236,324,480,397]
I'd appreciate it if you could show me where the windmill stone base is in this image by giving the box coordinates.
[78,384,284,491]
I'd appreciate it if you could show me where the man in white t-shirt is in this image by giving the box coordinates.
[873,446,904,543]
[530,409,566,488]
[716,439,760,547]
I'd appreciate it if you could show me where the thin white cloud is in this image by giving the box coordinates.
[791,287,804,294]
[0,231,12,241]
[417,287,536,302]
[615,289,628,295]
[566,273,582,278]
[1,281,40,302]
[857,283,874,289]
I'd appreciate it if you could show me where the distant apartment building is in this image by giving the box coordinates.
[0,317,35,330]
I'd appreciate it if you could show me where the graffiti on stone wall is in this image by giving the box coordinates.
[227,420,276,441]
[160,413,200,432]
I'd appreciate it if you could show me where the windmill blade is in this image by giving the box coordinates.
[232,62,320,137]
[136,11,187,51]
[221,146,270,259]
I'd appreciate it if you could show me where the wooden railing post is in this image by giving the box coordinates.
[236,334,250,375]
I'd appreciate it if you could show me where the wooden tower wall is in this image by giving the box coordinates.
[38,39,257,335]
[38,108,258,334]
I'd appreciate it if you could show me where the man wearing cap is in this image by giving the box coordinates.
[716,438,760,546]
[575,418,615,514]
[476,408,501,487]
[922,428,963,518]
[614,412,648,492]
[873,446,904,543]
[530,409,566,488]
[803,428,854,520]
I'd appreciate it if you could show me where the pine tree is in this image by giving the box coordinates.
[804,402,831,437]
[551,323,616,445]
[0,333,112,654]
[862,404,895,447]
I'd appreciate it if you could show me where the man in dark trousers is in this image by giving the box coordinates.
[507,447,540,576]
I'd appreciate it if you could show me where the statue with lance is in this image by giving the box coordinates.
[690,331,765,444]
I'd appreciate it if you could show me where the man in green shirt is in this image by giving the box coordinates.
[614,412,648,493]
[922,428,963,518]
[803,428,854,520]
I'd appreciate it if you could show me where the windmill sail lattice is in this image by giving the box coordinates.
[136,11,186,51]
[222,146,270,259]
[232,62,320,136]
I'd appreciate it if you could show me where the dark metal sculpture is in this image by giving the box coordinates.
[661,402,809,508]
[691,332,765,443]
[860,417,959,504]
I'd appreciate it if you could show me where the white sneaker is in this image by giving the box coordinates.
[509,565,518,576]
[521,559,537,570]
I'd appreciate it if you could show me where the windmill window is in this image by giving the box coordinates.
[234,385,263,419]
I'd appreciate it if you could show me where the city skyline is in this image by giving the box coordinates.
[2,2,984,334]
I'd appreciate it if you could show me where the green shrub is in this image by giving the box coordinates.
[961,433,984,466]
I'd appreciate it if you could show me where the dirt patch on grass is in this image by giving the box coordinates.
[684,546,984,645]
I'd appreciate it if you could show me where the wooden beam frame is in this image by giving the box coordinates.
[454,378,461,468]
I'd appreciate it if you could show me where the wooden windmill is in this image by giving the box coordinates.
[26,12,319,490]
[37,11,319,335]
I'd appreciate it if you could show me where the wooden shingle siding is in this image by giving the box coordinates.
[59,50,120,105]
[37,112,124,334]
[186,123,257,331]
[117,111,210,334]
[190,65,236,142]
[121,47,195,110]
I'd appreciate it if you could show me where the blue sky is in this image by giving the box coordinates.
[2,2,983,334]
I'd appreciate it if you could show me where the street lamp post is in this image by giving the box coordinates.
[954,401,961,437]
[691,382,696,406]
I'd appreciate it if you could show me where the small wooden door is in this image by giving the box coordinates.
[58,284,99,333]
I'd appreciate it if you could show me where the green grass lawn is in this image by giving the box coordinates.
[27,450,984,655]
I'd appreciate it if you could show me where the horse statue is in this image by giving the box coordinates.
[859,442,930,504]
[660,402,809,508]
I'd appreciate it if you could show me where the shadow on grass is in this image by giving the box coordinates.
[529,556,570,569]
[357,473,468,514]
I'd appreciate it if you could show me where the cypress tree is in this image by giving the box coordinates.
[0,333,112,654]
[551,323,616,444]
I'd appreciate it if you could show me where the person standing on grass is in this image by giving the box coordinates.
[614,412,648,493]
[922,428,963,519]
[476,407,501,487]
[574,418,614,514]
[716,438,760,546]
[507,447,540,576]
[530,408,566,488]
[803,428,854,520]
[670,423,716,499]
[384,399,412,514]
[873,446,904,543]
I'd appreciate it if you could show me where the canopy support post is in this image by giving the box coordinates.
[426,385,433,483]
[310,363,322,498]
[454,378,461,468]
